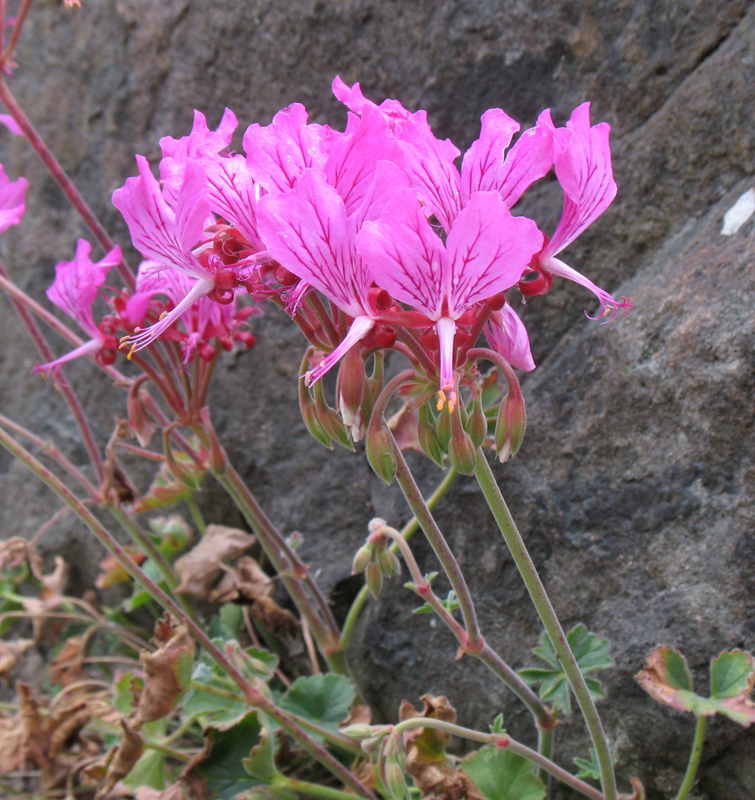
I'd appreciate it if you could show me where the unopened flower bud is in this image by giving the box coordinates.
[418,402,446,468]
[199,407,228,477]
[465,397,488,448]
[342,724,375,739]
[365,420,396,485]
[377,548,401,577]
[163,431,203,490]
[448,405,477,475]
[383,759,408,800]
[365,560,384,598]
[436,405,453,450]
[337,346,366,441]
[314,379,355,451]
[127,376,157,447]
[361,735,382,754]
[495,370,526,462]
[299,368,333,450]
[352,545,373,575]
[361,351,385,426]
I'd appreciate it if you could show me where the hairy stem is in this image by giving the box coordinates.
[0,79,135,288]
[473,451,617,800]
[392,717,604,800]
[0,426,375,800]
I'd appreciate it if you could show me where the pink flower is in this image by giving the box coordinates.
[0,164,27,233]
[485,305,536,373]
[32,239,122,374]
[530,103,632,319]
[112,155,218,356]
[357,188,543,407]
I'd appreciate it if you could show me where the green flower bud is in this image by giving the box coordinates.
[377,548,401,577]
[352,545,373,575]
[448,405,477,475]
[436,405,453,450]
[418,402,446,468]
[342,724,375,739]
[299,374,333,449]
[366,560,384,598]
[365,420,396,485]
[495,372,526,462]
[465,397,487,449]
[383,759,408,800]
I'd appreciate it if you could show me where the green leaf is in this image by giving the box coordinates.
[519,625,613,715]
[464,747,545,800]
[710,650,755,699]
[122,748,165,791]
[197,712,262,800]
[635,647,755,726]
[573,748,602,780]
[122,559,166,612]
[183,662,248,731]
[114,671,143,717]
[489,714,506,735]
[209,604,244,641]
[279,674,355,729]
[242,731,277,782]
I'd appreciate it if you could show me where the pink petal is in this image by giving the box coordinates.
[112,155,208,280]
[159,108,238,206]
[325,105,403,216]
[461,108,520,202]
[356,187,445,319]
[203,154,264,250]
[0,165,27,233]
[485,305,535,372]
[541,103,617,258]
[495,108,554,208]
[256,169,370,318]
[352,159,410,228]
[244,103,336,194]
[444,191,544,315]
[47,239,121,337]
[0,114,23,136]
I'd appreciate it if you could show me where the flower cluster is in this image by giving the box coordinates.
[17,77,630,458]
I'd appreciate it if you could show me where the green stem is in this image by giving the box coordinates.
[215,461,347,675]
[186,494,207,535]
[473,451,617,800]
[0,427,375,800]
[142,740,191,762]
[337,466,458,652]
[674,715,707,800]
[391,717,604,800]
[276,775,365,800]
[537,726,555,793]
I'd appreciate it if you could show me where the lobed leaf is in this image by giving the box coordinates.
[464,747,545,800]
[279,674,355,729]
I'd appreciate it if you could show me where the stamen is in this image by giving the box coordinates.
[436,389,447,412]
[448,390,457,415]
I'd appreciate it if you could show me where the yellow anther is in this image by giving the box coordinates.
[127,345,136,360]
[448,390,457,415]
[436,390,447,412]
[159,311,167,320]
[119,334,131,343]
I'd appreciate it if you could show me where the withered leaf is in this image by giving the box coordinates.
[93,719,144,799]
[175,525,256,599]
[135,782,188,800]
[0,639,34,682]
[22,555,70,642]
[49,635,89,687]
[0,713,24,774]
[208,556,272,604]
[400,695,465,798]
[135,620,195,724]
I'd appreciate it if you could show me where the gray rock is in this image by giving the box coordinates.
[1,1,754,797]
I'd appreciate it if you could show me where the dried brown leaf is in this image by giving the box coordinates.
[49,635,89,687]
[96,719,144,798]
[135,782,188,800]
[22,556,70,642]
[0,639,34,682]
[174,525,256,599]
[341,704,372,728]
[249,595,298,637]
[0,536,41,574]
[208,556,272,604]
[0,713,24,774]
[135,619,195,724]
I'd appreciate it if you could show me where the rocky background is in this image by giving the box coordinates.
[1,1,755,797]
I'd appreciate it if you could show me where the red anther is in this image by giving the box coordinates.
[494,736,511,749]
[419,328,439,351]
[518,270,553,297]
[368,286,394,312]
[96,349,118,366]
[199,342,216,361]
[487,291,507,311]
[208,286,235,304]
[214,269,238,291]
[274,265,300,286]
[371,324,397,349]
